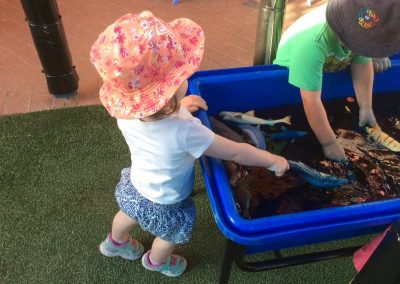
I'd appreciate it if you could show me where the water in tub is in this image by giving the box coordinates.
[213,92,400,219]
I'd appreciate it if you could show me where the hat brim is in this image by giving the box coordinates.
[100,18,205,119]
[326,0,400,58]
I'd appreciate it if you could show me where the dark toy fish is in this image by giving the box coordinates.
[288,160,350,189]
[209,116,246,143]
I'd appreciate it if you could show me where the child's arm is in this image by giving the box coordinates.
[204,134,289,176]
[351,62,376,127]
[300,89,347,162]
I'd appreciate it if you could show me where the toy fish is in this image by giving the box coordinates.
[237,125,307,149]
[288,160,350,189]
[344,106,400,152]
[219,110,291,126]
[270,130,308,140]
[237,124,267,150]
[365,125,400,152]
[209,116,246,143]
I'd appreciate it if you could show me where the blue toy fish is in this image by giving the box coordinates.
[288,160,350,189]
[270,130,307,140]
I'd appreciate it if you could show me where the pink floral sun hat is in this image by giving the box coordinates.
[90,11,204,119]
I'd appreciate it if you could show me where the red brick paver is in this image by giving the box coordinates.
[0,0,322,116]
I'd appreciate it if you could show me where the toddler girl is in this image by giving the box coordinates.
[90,11,289,277]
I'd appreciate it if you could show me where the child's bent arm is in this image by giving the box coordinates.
[300,89,346,162]
[204,134,289,175]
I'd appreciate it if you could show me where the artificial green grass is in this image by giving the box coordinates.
[0,106,372,283]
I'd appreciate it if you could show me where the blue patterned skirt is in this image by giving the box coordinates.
[115,168,196,244]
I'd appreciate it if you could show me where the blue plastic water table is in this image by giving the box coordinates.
[188,55,400,283]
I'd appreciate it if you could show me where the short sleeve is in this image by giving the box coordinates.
[288,41,326,91]
[352,55,372,64]
[184,119,215,158]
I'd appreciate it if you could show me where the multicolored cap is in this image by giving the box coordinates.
[90,11,204,119]
[326,0,400,58]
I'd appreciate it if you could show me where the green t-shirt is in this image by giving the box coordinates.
[273,4,371,91]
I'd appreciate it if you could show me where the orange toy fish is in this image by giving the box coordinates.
[365,125,400,152]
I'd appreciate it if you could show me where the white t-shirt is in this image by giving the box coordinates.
[117,106,215,205]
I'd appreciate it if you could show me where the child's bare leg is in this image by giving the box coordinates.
[149,237,175,264]
[99,210,143,260]
[111,210,137,243]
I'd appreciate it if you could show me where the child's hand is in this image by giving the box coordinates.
[359,108,377,127]
[372,57,391,73]
[322,140,347,162]
[268,154,289,177]
[181,95,208,113]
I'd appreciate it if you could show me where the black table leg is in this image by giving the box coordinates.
[220,239,240,284]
